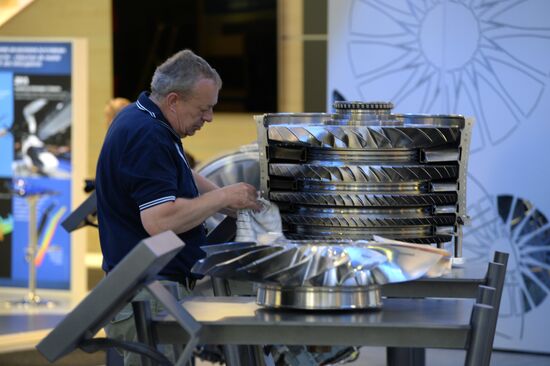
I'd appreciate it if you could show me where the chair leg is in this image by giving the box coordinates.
[465,303,494,366]
[483,259,507,366]
[466,254,508,366]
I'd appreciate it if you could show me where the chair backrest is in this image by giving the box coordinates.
[465,251,509,366]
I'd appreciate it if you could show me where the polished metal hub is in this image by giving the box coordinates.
[256,284,382,310]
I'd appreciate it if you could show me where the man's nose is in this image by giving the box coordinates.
[203,110,213,122]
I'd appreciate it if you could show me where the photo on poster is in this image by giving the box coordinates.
[2,177,70,289]
[11,74,71,179]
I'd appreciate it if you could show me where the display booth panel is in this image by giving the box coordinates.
[0,38,87,300]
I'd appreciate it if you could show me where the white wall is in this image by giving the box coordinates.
[328,0,550,353]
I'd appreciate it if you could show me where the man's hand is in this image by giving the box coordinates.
[221,183,262,211]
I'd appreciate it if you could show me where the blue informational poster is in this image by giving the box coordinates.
[0,42,72,289]
[327,0,550,353]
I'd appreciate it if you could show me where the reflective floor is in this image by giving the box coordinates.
[198,347,550,366]
[0,347,548,366]
[353,347,550,366]
[0,289,76,355]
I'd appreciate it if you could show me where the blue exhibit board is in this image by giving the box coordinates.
[0,42,72,289]
[327,0,550,353]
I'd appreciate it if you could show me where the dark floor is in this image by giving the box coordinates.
[355,347,550,366]
[0,349,106,366]
[1,346,549,366]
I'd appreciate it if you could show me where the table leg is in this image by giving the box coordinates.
[387,347,425,366]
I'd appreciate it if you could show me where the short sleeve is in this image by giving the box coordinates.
[119,133,178,211]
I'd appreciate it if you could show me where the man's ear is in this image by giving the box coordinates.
[166,92,179,112]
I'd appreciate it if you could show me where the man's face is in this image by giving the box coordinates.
[172,78,219,137]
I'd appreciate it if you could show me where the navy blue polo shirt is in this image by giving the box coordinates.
[96,91,206,278]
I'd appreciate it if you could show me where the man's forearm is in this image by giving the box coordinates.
[140,190,228,235]
[140,182,260,236]
[193,172,236,216]
[193,171,219,194]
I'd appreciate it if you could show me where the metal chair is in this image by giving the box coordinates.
[387,251,509,366]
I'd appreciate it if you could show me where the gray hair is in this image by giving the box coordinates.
[150,49,222,99]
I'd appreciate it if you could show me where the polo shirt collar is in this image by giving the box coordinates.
[136,91,180,140]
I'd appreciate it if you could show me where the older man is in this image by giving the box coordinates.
[95,49,260,365]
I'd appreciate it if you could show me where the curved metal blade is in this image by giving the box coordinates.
[268,125,461,149]
[201,241,257,255]
[269,163,459,183]
[192,245,272,274]
[270,191,458,207]
[206,246,284,279]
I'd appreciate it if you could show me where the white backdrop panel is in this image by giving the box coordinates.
[328,0,550,353]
